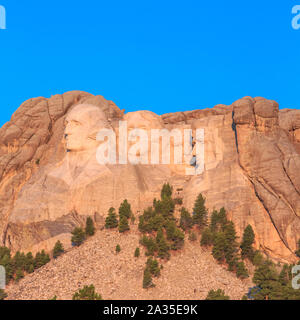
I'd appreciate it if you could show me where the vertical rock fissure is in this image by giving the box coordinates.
[233,131,294,256]
[276,143,300,200]
[231,111,239,153]
[249,178,294,255]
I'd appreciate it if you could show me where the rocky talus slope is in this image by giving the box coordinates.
[5,225,253,300]
[0,91,299,263]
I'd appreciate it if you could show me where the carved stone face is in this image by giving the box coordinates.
[65,104,109,152]
[124,111,164,132]
[124,111,164,162]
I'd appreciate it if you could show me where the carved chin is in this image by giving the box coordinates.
[65,142,81,151]
[65,144,82,152]
[65,139,97,152]
[65,145,93,152]
[66,147,84,152]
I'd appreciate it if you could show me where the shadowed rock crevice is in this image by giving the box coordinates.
[251,178,294,255]
[231,111,239,153]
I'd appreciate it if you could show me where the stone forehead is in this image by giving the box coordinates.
[124,110,163,128]
[66,104,107,123]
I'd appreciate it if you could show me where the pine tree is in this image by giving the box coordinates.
[25,252,34,273]
[0,247,11,261]
[179,207,193,231]
[119,199,132,219]
[34,251,42,269]
[212,232,226,263]
[153,189,175,220]
[116,244,121,253]
[138,207,157,233]
[252,260,282,300]
[217,207,227,230]
[85,217,95,236]
[27,264,34,274]
[236,261,249,279]
[223,221,238,270]
[251,259,300,300]
[143,267,154,289]
[105,207,118,229]
[240,225,255,261]
[210,209,219,233]
[165,220,184,250]
[224,221,237,243]
[131,213,136,224]
[53,240,64,259]
[71,227,86,246]
[149,213,165,231]
[161,183,173,200]
[118,215,130,233]
[277,264,300,300]
[278,264,290,286]
[200,228,213,246]
[146,257,160,277]
[192,193,208,229]
[15,269,24,282]
[72,285,102,300]
[0,289,7,300]
[165,220,176,240]
[171,228,185,250]
[252,250,264,266]
[34,250,50,269]
[156,228,170,260]
[0,253,13,283]
[160,197,175,220]
[140,235,157,256]
[138,215,147,233]
[205,289,230,300]
[41,250,50,265]
[134,247,140,258]
[13,251,26,271]
[0,246,15,284]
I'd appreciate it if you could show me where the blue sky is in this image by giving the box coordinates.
[0,0,299,126]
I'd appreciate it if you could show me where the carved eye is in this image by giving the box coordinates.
[72,120,81,126]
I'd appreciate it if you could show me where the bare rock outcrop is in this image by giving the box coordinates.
[0,92,299,263]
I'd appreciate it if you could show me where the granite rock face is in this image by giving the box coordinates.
[0,91,299,263]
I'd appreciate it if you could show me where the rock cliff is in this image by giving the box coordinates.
[0,91,299,263]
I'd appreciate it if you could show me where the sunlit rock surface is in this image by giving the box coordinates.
[0,91,299,263]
